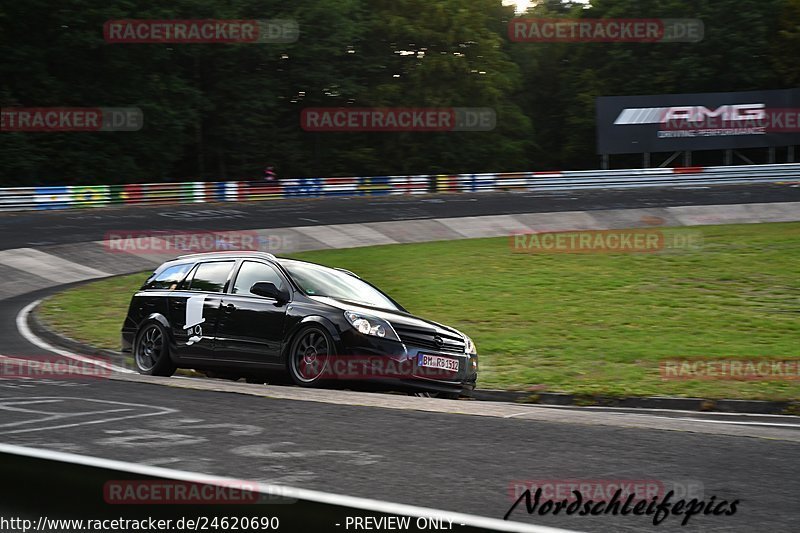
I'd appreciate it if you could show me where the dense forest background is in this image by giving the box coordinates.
[1,0,798,185]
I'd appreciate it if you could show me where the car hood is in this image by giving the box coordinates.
[309,296,465,338]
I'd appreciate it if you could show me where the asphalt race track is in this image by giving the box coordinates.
[1,185,799,532]
[1,183,798,250]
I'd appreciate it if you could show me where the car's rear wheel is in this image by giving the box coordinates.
[288,326,333,387]
[134,322,176,376]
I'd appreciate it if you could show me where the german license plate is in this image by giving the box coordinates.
[418,354,459,373]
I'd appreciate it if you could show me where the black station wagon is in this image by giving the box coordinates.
[121,252,478,398]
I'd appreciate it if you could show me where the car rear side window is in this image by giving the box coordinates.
[187,261,235,293]
[146,263,192,290]
[233,261,285,296]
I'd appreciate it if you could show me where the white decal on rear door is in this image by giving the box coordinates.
[184,295,206,345]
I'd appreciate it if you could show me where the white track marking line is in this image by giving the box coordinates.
[656,417,800,429]
[0,443,582,533]
[16,299,133,374]
[0,397,176,435]
[0,399,62,406]
[0,410,134,430]
[584,410,800,429]
[0,413,175,435]
[526,403,800,419]
[0,405,133,417]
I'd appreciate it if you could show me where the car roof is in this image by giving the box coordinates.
[174,251,277,262]
[167,252,360,279]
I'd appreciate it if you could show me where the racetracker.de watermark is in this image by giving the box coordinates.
[510,228,703,254]
[0,355,112,379]
[1,107,142,132]
[661,358,800,381]
[508,479,704,503]
[300,108,496,132]
[103,231,292,254]
[509,18,703,43]
[103,480,295,504]
[104,19,298,44]
[660,107,800,134]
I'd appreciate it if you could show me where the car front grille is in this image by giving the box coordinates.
[393,325,465,355]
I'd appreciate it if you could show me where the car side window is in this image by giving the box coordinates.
[146,264,192,290]
[233,261,285,296]
[187,261,235,293]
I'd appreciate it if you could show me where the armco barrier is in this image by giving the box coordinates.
[0,443,574,533]
[1,163,798,212]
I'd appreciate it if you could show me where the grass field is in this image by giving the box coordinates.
[38,222,800,400]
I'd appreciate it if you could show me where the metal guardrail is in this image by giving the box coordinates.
[1,164,798,212]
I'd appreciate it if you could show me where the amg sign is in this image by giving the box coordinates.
[613,104,766,125]
[597,89,800,154]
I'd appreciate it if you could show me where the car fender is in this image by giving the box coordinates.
[280,315,342,363]
[139,313,179,363]
[144,312,170,330]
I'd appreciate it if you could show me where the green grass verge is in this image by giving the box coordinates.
[38,222,800,400]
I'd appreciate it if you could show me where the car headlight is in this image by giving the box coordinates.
[464,334,477,355]
[344,311,401,342]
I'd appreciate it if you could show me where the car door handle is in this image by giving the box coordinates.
[223,303,236,312]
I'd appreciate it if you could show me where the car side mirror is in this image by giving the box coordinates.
[250,281,289,302]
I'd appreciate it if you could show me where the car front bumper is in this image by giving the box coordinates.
[334,329,478,394]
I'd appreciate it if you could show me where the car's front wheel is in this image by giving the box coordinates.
[134,322,176,376]
[288,326,333,387]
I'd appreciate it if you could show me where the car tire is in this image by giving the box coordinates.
[287,325,334,387]
[133,321,176,377]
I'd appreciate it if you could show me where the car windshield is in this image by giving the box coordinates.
[280,260,399,311]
